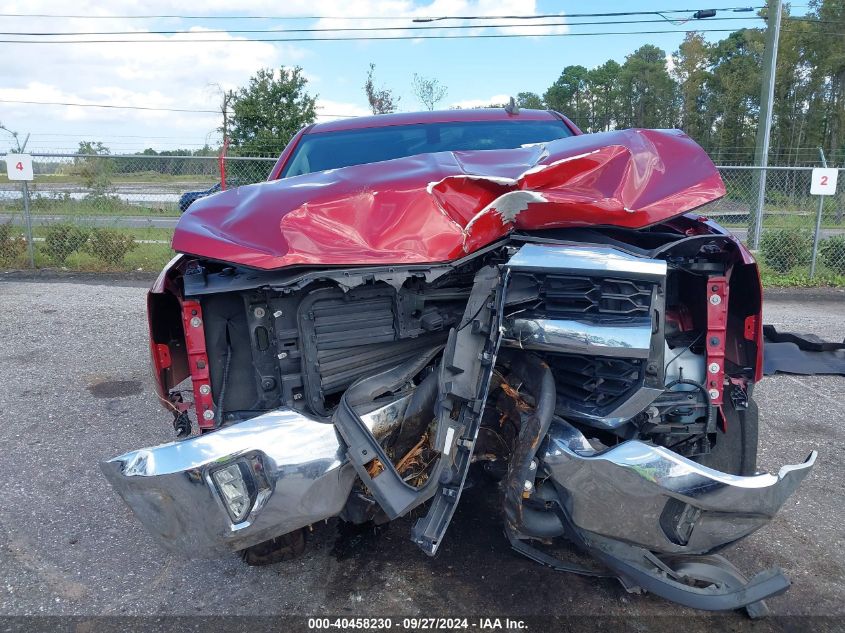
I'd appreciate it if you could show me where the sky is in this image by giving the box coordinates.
[0,1,803,155]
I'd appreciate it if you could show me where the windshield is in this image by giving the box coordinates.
[282,119,574,177]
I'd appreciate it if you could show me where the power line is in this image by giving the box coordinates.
[0,27,762,44]
[0,7,766,20]
[0,98,219,113]
[30,132,219,138]
[0,16,766,37]
[413,8,762,22]
[0,99,361,118]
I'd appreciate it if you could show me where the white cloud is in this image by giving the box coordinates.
[0,1,567,151]
[0,3,315,150]
[311,0,568,39]
[450,93,511,109]
[316,99,372,122]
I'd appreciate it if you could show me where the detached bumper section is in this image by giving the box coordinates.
[523,418,816,612]
[542,419,816,554]
[101,399,409,557]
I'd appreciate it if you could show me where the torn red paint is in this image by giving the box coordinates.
[172,128,726,270]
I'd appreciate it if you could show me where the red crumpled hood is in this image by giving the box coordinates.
[173,128,725,269]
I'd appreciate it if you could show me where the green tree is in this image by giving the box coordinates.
[586,60,621,132]
[516,92,544,109]
[807,0,845,160]
[73,141,113,195]
[529,0,845,165]
[412,73,448,111]
[765,6,816,165]
[229,66,317,156]
[365,63,400,114]
[544,65,590,128]
[672,33,712,145]
[77,141,109,156]
[618,45,677,129]
[704,30,764,163]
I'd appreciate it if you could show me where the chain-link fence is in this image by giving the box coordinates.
[0,153,275,271]
[703,166,845,280]
[707,147,845,167]
[1,153,844,281]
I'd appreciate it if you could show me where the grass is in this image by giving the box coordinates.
[757,260,845,287]
[712,206,844,229]
[760,271,845,287]
[0,196,183,217]
[27,224,174,241]
[0,223,175,272]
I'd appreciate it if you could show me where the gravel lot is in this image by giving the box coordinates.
[0,277,843,631]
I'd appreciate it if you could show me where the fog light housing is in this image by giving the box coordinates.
[212,462,253,523]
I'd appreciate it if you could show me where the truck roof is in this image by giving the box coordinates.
[307,108,565,134]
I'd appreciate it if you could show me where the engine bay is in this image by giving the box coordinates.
[167,225,761,469]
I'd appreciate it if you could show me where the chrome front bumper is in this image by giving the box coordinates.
[105,402,814,560]
[542,419,816,554]
[102,399,409,557]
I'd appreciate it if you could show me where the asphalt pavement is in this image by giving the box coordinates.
[0,278,843,631]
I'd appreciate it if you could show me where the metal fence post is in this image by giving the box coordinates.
[809,148,828,279]
[751,168,768,250]
[11,133,37,269]
[20,180,35,268]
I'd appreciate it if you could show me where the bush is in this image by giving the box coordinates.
[0,222,27,266]
[83,228,137,265]
[44,223,89,266]
[820,235,845,275]
[759,228,812,273]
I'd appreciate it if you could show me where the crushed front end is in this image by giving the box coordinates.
[104,129,815,615]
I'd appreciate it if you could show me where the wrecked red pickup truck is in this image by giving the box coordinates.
[102,108,815,615]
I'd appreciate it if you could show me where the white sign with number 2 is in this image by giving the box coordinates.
[5,153,34,181]
[810,168,838,196]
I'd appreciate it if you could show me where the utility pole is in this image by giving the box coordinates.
[749,0,783,249]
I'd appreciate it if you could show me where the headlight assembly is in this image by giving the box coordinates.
[212,461,254,523]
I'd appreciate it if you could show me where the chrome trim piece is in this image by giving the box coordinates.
[542,419,816,554]
[504,242,667,429]
[506,243,667,279]
[102,396,411,557]
[560,386,665,430]
[503,316,652,358]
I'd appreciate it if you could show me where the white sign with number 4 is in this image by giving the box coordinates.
[810,168,838,196]
[5,153,34,181]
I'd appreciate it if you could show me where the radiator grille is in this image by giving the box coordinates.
[300,290,446,411]
[311,296,396,350]
[547,354,643,412]
[543,275,653,319]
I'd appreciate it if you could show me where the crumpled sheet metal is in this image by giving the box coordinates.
[543,419,816,554]
[172,129,725,270]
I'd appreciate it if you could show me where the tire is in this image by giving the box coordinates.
[694,396,759,476]
[238,529,307,566]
